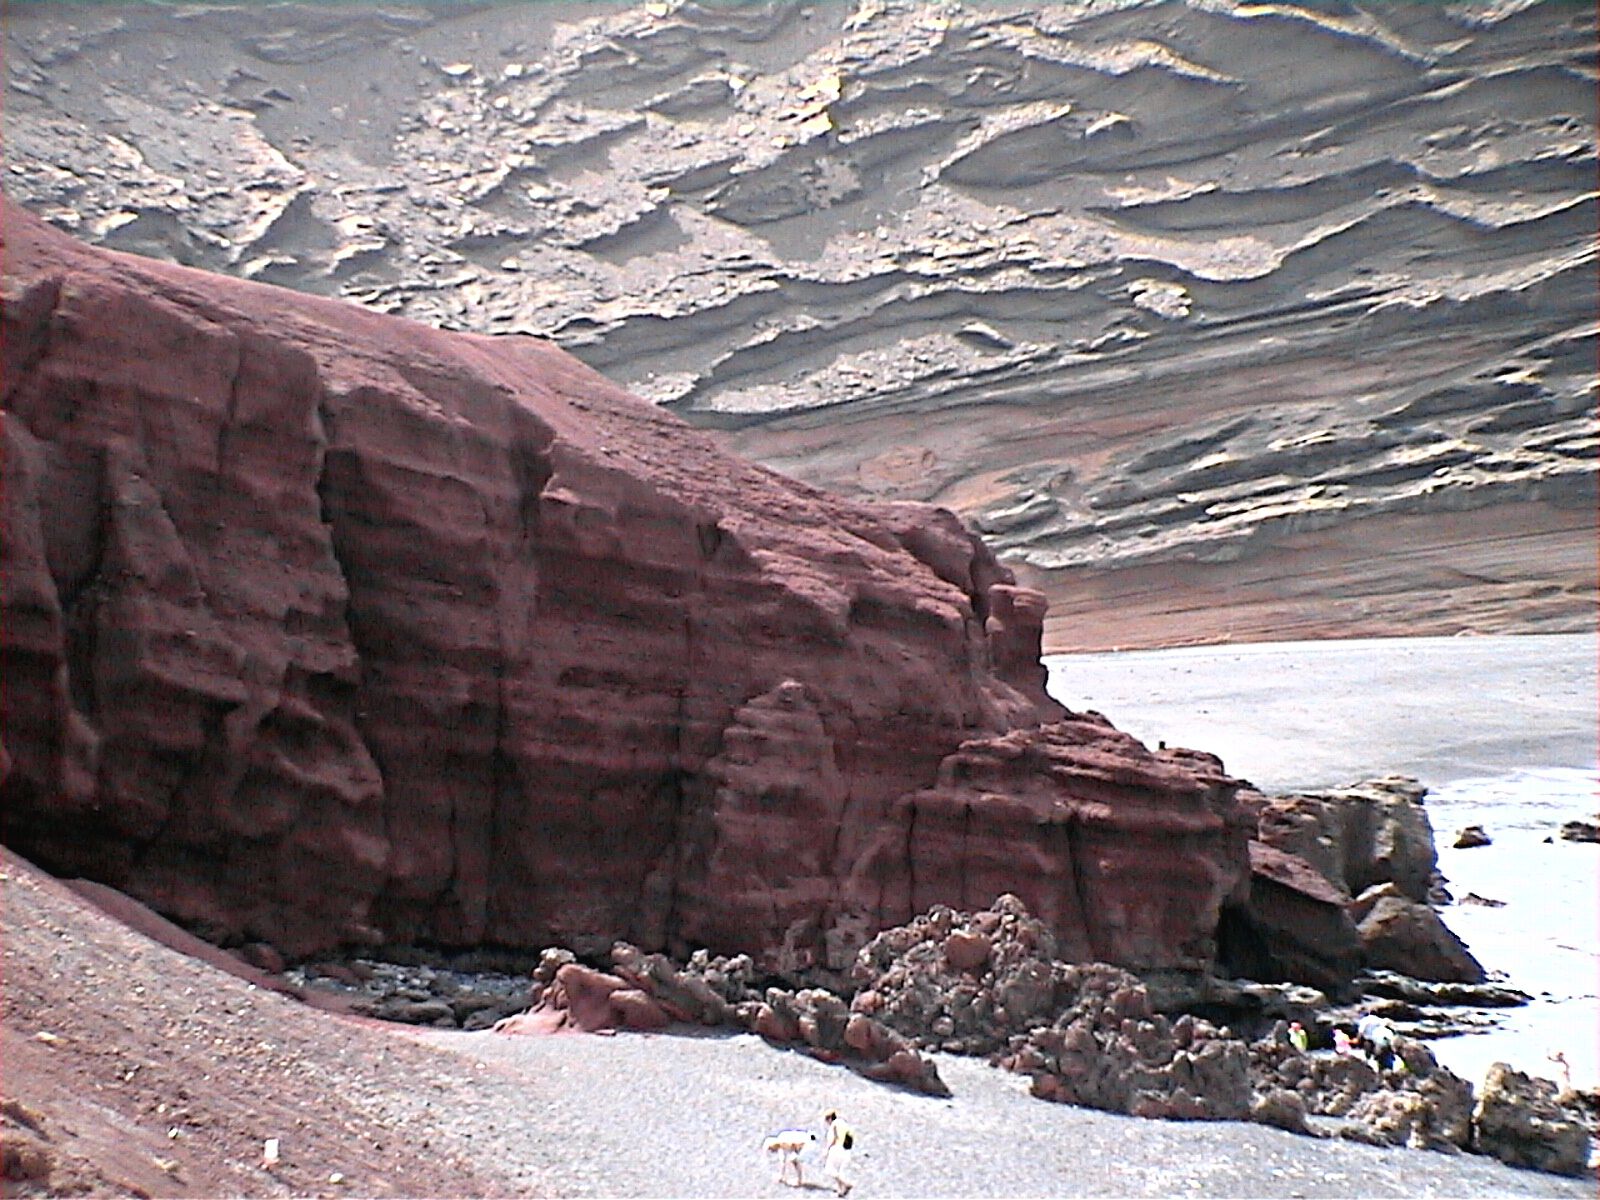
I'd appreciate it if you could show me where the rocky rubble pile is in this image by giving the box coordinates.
[849,895,1250,1119]
[287,958,534,1031]
[1474,1065,1594,1177]
[1249,1028,1473,1150]
[296,891,1592,1174]
[501,943,951,1098]
[1001,974,1250,1121]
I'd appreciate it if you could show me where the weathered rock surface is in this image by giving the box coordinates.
[1359,970,1528,1011]
[1251,1030,1474,1152]
[1224,776,1455,993]
[851,896,1252,1120]
[1220,840,1362,997]
[853,722,1251,974]
[491,939,951,1095]
[1,200,1249,974]
[1558,817,1600,844]
[4,1,1595,652]
[1251,776,1441,903]
[286,956,535,1031]
[1473,1063,1593,1177]
[1358,895,1487,985]
[1454,825,1492,849]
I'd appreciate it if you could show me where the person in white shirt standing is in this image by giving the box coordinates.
[822,1109,856,1197]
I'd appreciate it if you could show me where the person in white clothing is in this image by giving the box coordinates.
[1357,1013,1396,1069]
[822,1109,856,1197]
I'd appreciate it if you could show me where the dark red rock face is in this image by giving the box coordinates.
[1,201,1245,970]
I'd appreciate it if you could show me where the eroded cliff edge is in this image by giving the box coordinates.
[4,0,1594,650]
[1,201,1248,974]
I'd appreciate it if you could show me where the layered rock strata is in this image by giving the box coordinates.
[4,0,1595,650]
[0,201,1245,974]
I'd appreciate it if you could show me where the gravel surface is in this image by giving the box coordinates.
[5,845,1594,1199]
[398,1024,1594,1199]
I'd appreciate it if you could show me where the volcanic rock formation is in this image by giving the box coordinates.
[1473,1063,1594,1177]
[1220,775,1485,993]
[0,200,1248,974]
[3,0,1595,651]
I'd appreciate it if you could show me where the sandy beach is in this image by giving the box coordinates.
[398,1022,1595,1199]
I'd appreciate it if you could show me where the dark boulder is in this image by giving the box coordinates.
[1357,897,1486,985]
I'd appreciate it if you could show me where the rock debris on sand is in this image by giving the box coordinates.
[4,848,1590,1199]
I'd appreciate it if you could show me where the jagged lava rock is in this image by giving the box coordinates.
[1473,1063,1593,1177]
[853,896,1250,1119]
[1251,1031,1474,1151]
[0,201,1247,972]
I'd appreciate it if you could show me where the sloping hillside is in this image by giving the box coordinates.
[4,0,1594,649]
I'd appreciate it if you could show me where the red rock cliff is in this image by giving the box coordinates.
[1,199,1246,971]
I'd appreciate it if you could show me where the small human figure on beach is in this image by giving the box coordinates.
[1357,1013,1397,1070]
[1549,1050,1573,1092]
[822,1109,856,1197]
[1287,1021,1308,1053]
[1333,1028,1355,1057]
[763,1128,816,1187]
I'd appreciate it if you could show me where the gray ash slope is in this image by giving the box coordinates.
[6,0,1594,649]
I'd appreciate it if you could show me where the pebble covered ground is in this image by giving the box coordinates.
[5,846,1594,1198]
[397,1024,1594,1199]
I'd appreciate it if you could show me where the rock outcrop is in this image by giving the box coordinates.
[1357,895,1486,985]
[1251,776,1441,904]
[493,941,951,1095]
[1558,817,1600,844]
[4,0,1594,652]
[1219,840,1362,997]
[1454,825,1492,850]
[1250,1029,1475,1153]
[852,896,1252,1120]
[0,201,1247,974]
[1472,1063,1593,1177]
[1225,776,1476,992]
